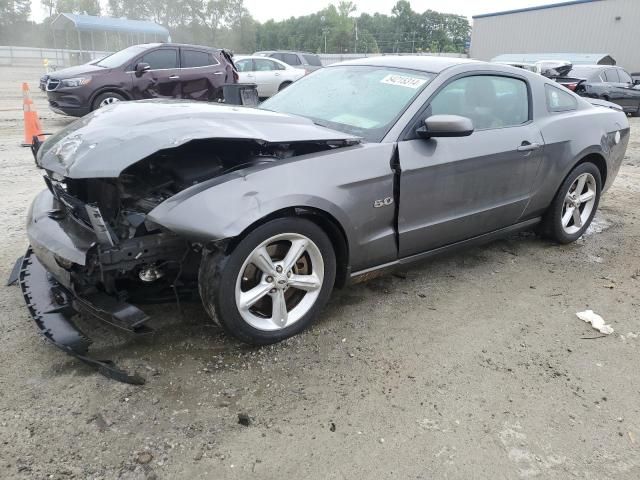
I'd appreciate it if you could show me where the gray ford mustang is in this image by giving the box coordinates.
[15,56,629,383]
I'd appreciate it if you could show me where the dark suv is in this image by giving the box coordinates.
[253,50,323,73]
[43,43,237,117]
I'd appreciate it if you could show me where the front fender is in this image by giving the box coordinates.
[147,142,398,271]
[150,175,356,243]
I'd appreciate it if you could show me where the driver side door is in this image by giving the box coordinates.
[397,74,545,257]
[130,48,181,100]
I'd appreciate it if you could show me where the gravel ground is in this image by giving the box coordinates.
[1,65,640,480]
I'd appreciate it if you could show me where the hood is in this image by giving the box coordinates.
[48,63,107,80]
[37,100,360,178]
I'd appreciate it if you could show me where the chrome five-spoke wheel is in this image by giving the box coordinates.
[199,217,336,344]
[561,172,597,235]
[542,162,601,244]
[235,233,324,331]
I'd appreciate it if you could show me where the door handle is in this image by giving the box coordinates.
[517,142,541,152]
[213,71,224,75]
[169,75,180,79]
[275,72,280,76]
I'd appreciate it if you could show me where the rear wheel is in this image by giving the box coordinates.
[542,162,601,244]
[278,81,292,92]
[199,217,336,345]
[92,92,125,111]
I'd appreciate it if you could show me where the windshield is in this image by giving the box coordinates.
[96,45,147,68]
[260,65,435,142]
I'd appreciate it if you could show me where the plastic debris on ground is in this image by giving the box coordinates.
[576,310,614,335]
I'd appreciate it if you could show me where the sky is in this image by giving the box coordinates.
[30,0,564,23]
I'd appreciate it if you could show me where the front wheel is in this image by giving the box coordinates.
[542,162,602,243]
[199,217,336,345]
[92,92,125,111]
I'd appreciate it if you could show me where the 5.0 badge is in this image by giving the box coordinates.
[373,197,394,208]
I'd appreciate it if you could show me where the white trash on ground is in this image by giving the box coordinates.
[576,310,614,335]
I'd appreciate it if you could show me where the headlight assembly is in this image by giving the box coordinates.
[60,77,91,88]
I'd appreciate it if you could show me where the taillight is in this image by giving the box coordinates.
[564,82,578,91]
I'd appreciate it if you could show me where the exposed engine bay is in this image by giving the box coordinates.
[45,139,339,301]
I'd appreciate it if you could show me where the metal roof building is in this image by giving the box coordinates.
[50,13,170,61]
[470,0,640,72]
[491,53,615,65]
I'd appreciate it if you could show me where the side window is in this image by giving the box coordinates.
[235,59,253,72]
[282,53,301,66]
[429,75,529,130]
[618,69,633,84]
[141,49,178,70]
[303,54,322,66]
[270,53,284,61]
[254,59,276,71]
[545,84,578,112]
[181,50,216,68]
[604,69,620,83]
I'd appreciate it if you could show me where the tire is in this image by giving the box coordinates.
[542,162,602,244]
[278,81,292,92]
[92,92,125,111]
[199,217,336,345]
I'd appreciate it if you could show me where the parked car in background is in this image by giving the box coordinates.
[17,57,629,382]
[42,43,237,117]
[253,50,323,73]
[496,60,572,77]
[554,65,640,116]
[234,55,305,97]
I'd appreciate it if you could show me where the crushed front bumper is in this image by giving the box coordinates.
[17,189,148,384]
[18,248,145,384]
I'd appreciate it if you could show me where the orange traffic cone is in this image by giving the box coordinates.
[22,82,44,147]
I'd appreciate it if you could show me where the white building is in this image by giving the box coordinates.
[470,0,640,72]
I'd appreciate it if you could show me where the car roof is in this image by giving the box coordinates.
[332,55,480,73]
[133,42,222,52]
[235,55,290,65]
[255,50,317,55]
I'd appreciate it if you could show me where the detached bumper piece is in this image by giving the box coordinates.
[18,248,146,385]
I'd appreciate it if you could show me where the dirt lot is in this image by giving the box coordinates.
[1,65,640,479]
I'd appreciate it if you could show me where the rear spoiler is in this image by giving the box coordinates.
[586,98,623,111]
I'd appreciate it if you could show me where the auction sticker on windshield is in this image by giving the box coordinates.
[380,74,428,89]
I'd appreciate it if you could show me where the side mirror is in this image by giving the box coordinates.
[634,79,640,86]
[417,114,474,139]
[135,62,151,77]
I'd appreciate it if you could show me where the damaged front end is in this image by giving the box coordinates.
[19,172,200,384]
[16,101,359,383]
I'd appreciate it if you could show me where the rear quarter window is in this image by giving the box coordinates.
[545,84,578,112]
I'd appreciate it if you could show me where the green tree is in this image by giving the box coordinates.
[56,0,101,15]
[0,0,31,25]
